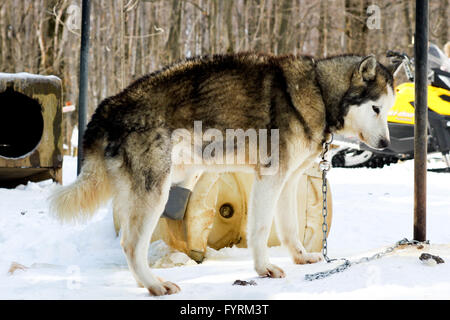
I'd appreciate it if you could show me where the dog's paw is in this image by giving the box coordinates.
[161,281,181,294]
[256,264,286,278]
[293,252,323,265]
[147,281,181,296]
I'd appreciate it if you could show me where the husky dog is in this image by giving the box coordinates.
[50,52,399,296]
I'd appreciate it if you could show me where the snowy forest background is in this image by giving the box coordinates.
[0,0,449,148]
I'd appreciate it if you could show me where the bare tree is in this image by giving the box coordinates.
[1,0,448,148]
[344,0,369,54]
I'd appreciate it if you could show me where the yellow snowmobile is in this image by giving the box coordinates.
[332,43,450,171]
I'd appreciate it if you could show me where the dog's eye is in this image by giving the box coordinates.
[372,105,380,115]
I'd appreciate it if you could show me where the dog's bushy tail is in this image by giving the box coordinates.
[49,149,111,223]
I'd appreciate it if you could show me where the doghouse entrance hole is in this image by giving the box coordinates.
[0,88,44,159]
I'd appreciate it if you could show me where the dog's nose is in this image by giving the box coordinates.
[378,138,390,149]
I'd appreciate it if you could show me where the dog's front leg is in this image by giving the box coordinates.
[275,166,323,265]
[248,174,286,278]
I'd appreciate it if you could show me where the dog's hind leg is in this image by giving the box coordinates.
[113,132,180,296]
[275,166,323,265]
[248,175,286,278]
[118,170,181,296]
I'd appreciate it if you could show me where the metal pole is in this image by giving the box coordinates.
[77,0,91,175]
[413,0,428,242]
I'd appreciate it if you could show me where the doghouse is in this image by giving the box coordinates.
[114,163,332,263]
[0,73,63,188]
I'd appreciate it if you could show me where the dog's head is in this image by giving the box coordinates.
[338,55,400,149]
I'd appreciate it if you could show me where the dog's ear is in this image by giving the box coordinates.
[386,60,402,77]
[358,55,377,81]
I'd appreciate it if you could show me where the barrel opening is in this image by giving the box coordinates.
[0,88,44,159]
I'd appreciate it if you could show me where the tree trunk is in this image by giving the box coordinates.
[277,0,292,54]
[317,0,328,57]
[224,0,234,53]
[344,0,369,54]
[402,0,413,49]
[166,0,183,62]
[438,0,449,48]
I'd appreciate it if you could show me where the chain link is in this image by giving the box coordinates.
[304,135,429,281]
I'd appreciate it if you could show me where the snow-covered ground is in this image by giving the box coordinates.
[1,156,449,300]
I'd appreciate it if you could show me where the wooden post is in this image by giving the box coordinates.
[413,0,428,242]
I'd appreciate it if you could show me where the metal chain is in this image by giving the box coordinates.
[304,134,430,281]
[305,238,429,281]
[319,133,334,263]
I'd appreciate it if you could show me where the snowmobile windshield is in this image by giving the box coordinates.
[428,43,450,71]
[428,43,450,90]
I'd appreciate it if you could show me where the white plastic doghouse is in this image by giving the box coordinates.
[114,163,332,263]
